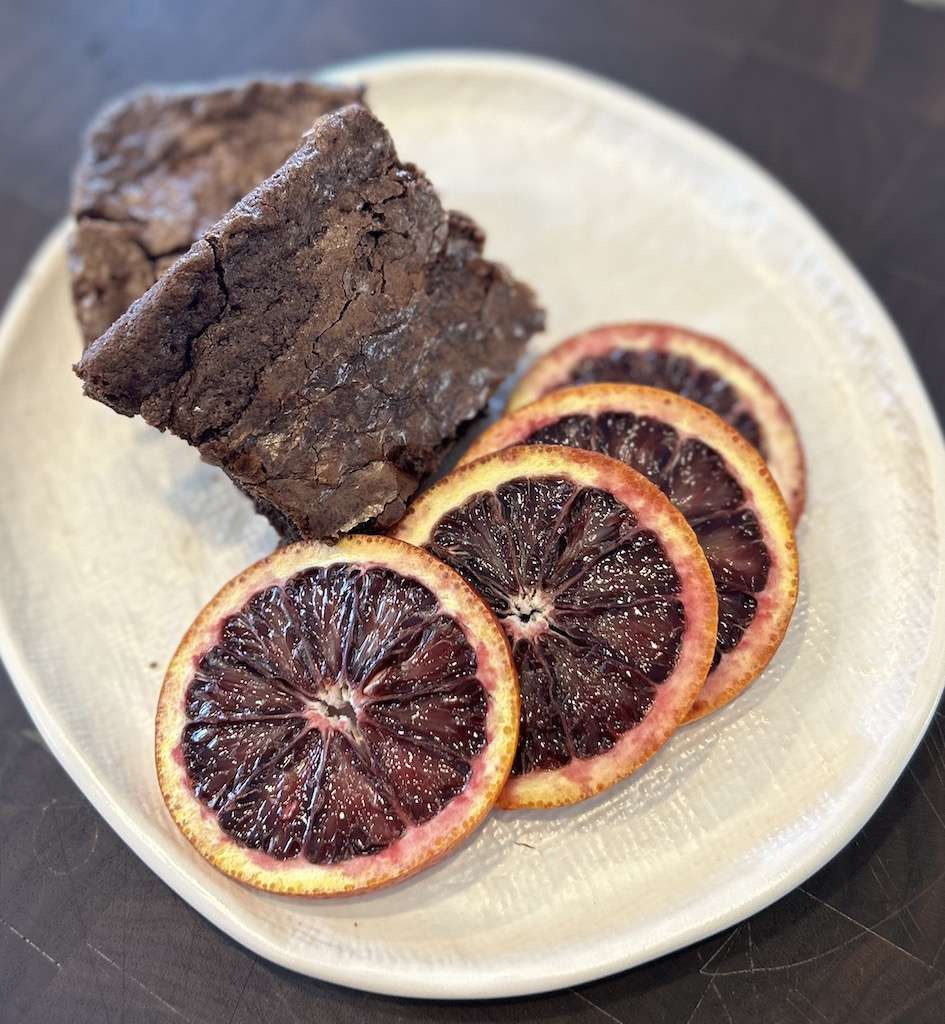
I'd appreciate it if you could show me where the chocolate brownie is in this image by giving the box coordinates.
[70,79,363,346]
[75,104,544,540]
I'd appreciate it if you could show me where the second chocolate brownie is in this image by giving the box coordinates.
[70,79,363,346]
[75,105,544,540]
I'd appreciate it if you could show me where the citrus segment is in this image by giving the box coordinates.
[156,536,518,895]
[509,323,806,521]
[463,385,798,721]
[393,445,717,808]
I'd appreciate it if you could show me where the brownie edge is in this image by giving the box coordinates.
[75,104,544,540]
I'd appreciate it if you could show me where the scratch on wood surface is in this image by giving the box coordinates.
[786,986,831,1024]
[271,982,305,1024]
[86,943,192,1021]
[698,927,740,976]
[682,978,713,1024]
[910,767,945,832]
[709,980,734,1024]
[885,264,945,294]
[800,889,932,970]
[861,127,934,232]
[32,798,100,876]
[570,988,626,1024]
[701,936,856,975]
[2,918,61,969]
[700,889,939,979]
[900,903,925,945]
[926,720,945,788]
[869,860,891,896]
[875,977,945,1024]
[226,960,257,1024]
[930,929,945,971]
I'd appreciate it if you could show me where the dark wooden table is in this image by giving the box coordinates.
[3,2,945,1021]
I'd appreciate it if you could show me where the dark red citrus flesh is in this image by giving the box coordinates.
[425,476,683,777]
[567,350,766,456]
[522,415,769,674]
[182,564,487,864]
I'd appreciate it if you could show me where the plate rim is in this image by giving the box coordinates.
[2,49,945,1000]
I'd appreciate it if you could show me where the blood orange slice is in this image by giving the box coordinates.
[155,535,518,896]
[509,323,806,522]
[392,445,717,809]
[462,385,798,721]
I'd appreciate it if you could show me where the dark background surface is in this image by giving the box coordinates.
[2,2,945,1021]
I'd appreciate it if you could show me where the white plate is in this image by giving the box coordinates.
[2,52,944,1001]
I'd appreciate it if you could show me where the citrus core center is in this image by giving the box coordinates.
[307,680,359,730]
[504,590,553,640]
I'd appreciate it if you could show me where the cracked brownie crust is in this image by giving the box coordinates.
[69,79,363,346]
[75,104,544,540]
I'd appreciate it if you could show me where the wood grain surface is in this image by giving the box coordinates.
[2,2,945,1021]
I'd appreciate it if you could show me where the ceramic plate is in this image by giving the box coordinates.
[1,52,944,1000]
